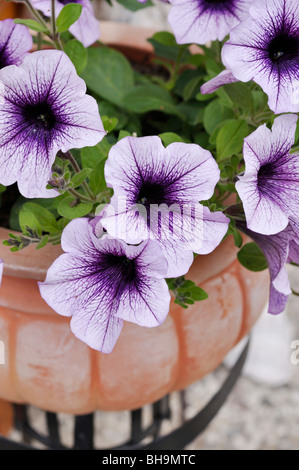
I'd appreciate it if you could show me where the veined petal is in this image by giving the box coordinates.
[236,114,299,235]
[31,0,100,47]
[0,19,32,68]
[236,221,293,314]
[195,206,230,254]
[201,69,239,95]
[69,1,100,48]
[222,0,299,114]
[0,50,105,197]
[102,135,224,274]
[168,0,252,45]
[39,219,171,353]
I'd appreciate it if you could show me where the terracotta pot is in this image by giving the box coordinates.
[0,1,20,20]
[0,22,269,418]
[0,225,269,414]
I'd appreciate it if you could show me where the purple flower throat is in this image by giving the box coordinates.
[58,0,80,4]
[23,102,56,131]
[136,181,170,208]
[268,33,299,63]
[202,0,235,11]
[96,251,139,300]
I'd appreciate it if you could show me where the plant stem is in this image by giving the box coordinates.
[51,0,56,38]
[50,0,64,50]
[58,150,95,201]
[36,32,42,51]
[24,0,50,33]
[67,188,94,204]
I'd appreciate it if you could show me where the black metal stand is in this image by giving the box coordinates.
[0,339,250,450]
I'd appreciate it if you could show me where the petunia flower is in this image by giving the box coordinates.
[168,0,252,45]
[101,135,229,277]
[31,0,100,48]
[201,0,299,114]
[39,218,171,353]
[0,49,105,198]
[235,114,299,236]
[236,220,294,314]
[0,19,32,69]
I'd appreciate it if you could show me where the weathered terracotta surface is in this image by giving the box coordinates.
[0,226,269,414]
[0,2,20,20]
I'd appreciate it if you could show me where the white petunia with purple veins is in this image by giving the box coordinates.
[237,220,296,314]
[201,0,299,114]
[236,114,299,236]
[0,49,105,198]
[0,19,32,69]
[101,135,229,277]
[39,218,171,353]
[168,0,252,45]
[31,0,100,48]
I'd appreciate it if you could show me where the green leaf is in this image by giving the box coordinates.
[36,235,49,250]
[115,0,153,11]
[89,159,107,195]
[22,202,59,234]
[209,118,236,146]
[226,223,243,248]
[237,242,268,272]
[98,101,129,130]
[118,130,132,141]
[18,208,41,235]
[182,76,203,102]
[81,139,111,169]
[123,84,180,116]
[188,286,209,301]
[223,83,254,114]
[56,3,82,33]
[63,39,87,74]
[216,120,249,161]
[14,18,49,33]
[70,168,93,188]
[102,116,118,134]
[203,99,234,135]
[177,101,205,126]
[82,47,135,107]
[151,31,177,47]
[159,132,185,147]
[57,196,93,219]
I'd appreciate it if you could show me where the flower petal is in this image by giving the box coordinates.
[222,0,299,114]
[69,1,100,47]
[0,19,32,68]
[0,50,105,197]
[31,0,100,47]
[39,219,171,353]
[236,114,299,235]
[236,221,293,314]
[200,69,239,95]
[168,0,252,45]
